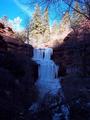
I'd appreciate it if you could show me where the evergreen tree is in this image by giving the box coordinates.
[71,1,85,30]
[29,4,44,45]
[50,20,60,41]
[43,8,50,42]
[51,20,59,34]
[59,11,70,33]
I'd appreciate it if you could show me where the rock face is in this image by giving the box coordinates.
[0,34,38,120]
[52,20,90,120]
[0,22,14,36]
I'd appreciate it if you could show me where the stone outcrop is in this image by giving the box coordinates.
[0,22,14,36]
[52,20,90,120]
[0,32,38,120]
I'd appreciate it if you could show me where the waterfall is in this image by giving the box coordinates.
[34,48,61,99]
[30,47,69,120]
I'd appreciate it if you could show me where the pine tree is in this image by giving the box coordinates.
[50,20,60,41]
[29,4,44,45]
[51,20,59,34]
[59,11,70,33]
[43,8,50,42]
[71,1,85,30]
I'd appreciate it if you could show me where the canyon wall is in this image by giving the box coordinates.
[53,20,90,120]
[0,34,38,120]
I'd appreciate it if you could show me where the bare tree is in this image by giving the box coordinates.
[25,17,30,44]
[26,0,90,19]
[63,0,90,19]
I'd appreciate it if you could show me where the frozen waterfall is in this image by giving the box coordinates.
[33,48,61,99]
[30,47,69,120]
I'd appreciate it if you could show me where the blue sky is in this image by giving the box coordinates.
[0,0,29,28]
[0,0,68,30]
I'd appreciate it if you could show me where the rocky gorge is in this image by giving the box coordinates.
[0,19,90,120]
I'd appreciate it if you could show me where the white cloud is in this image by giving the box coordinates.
[14,0,33,17]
